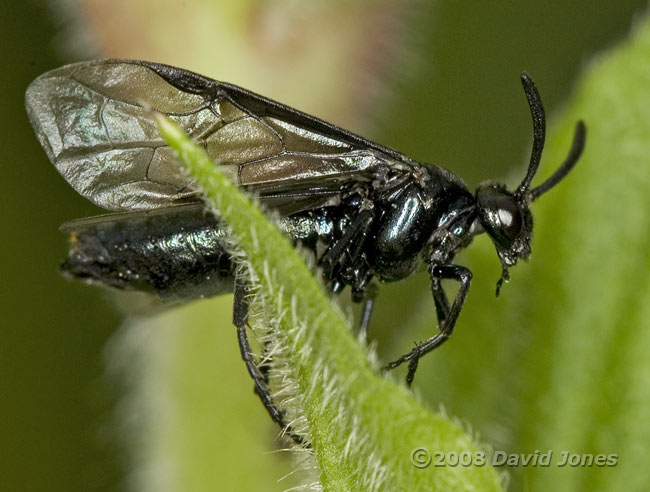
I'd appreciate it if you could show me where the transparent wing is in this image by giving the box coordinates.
[26,59,412,213]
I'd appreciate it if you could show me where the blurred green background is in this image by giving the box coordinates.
[2,1,649,491]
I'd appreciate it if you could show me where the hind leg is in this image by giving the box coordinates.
[233,276,304,444]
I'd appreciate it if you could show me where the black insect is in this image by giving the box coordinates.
[26,60,585,440]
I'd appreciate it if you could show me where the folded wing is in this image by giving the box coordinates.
[26,59,411,213]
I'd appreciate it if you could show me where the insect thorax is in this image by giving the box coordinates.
[368,165,475,282]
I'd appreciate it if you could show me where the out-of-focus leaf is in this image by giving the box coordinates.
[411,13,650,492]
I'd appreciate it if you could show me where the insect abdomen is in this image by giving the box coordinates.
[60,203,339,301]
[61,204,235,301]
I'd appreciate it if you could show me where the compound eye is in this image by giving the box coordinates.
[496,198,523,241]
[476,185,525,248]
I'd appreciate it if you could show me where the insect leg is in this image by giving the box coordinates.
[233,277,304,444]
[431,275,451,322]
[232,273,250,328]
[357,283,379,340]
[321,204,377,336]
[320,208,374,282]
[234,278,273,383]
[233,276,274,384]
[383,264,472,385]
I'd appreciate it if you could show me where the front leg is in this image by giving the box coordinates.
[383,263,472,385]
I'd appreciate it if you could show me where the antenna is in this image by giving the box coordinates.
[530,121,586,199]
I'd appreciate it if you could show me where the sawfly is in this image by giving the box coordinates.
[26,60,586,438]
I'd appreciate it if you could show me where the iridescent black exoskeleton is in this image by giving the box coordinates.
[26,60,585,439]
